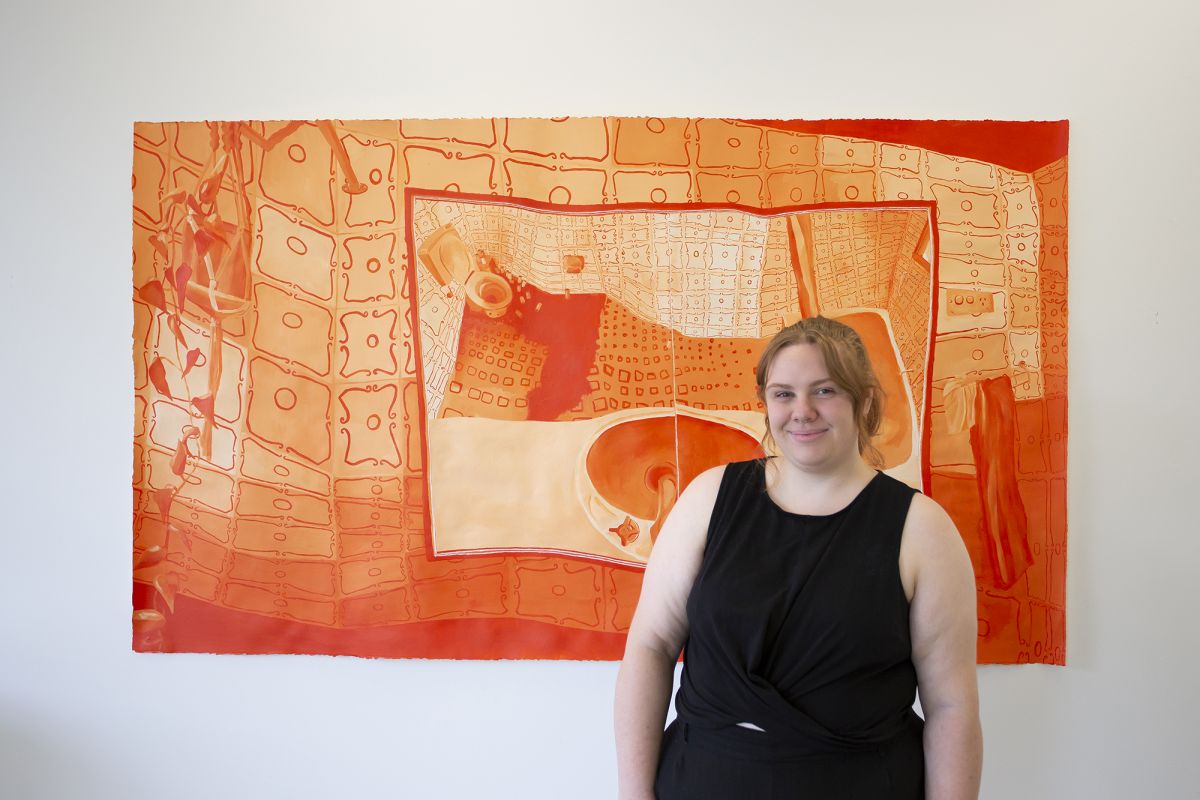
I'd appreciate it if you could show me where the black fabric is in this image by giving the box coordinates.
[657,459,925,798]
[655,717,924,799]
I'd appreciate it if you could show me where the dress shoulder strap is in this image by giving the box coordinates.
[704,459,763,549]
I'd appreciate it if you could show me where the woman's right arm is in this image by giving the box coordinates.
[614,466,725,800]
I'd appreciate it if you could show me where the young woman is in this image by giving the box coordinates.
[614,316,981,799]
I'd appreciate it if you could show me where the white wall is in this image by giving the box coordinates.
[2,1,1198,797]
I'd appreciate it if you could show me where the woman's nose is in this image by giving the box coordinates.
[791,397,816,422]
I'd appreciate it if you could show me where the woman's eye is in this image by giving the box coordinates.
[773,391,792,399]
[815,387,835,396]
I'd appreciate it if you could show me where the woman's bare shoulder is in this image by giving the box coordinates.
[899,490,971,600]
[903,491,961,549]
[622,463,730,656]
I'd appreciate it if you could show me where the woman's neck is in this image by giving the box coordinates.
[765,455,878,515]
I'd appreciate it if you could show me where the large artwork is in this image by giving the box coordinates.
[131,118,1068,664]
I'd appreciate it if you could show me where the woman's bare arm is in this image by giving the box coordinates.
[901,493,983,800]
[614,466,723,800]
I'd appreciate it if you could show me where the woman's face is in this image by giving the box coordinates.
[763,343,861,473]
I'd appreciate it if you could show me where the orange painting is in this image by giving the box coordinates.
[131,118,1068,664]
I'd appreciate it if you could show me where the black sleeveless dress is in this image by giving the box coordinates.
[655,459,925,799]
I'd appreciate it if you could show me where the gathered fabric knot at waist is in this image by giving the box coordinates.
[675,706,923,762]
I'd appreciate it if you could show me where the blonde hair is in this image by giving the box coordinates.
[754,316,886,468]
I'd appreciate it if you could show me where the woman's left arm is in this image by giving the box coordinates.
[901,493,983,800]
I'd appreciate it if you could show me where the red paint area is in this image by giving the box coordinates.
[745,119,1069,173]
[969,375,1034,589]
[455,282,607,421]
[133,582,627,659]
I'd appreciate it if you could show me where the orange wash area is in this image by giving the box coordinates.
[131,118,1068,664]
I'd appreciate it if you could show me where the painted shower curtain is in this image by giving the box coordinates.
[131,118,1068,664]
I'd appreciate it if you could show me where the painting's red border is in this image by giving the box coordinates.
[134,582,627,659]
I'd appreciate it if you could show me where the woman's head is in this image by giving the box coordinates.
[755,316,886,468]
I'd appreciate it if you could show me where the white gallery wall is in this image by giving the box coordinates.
[2,1,1198,797]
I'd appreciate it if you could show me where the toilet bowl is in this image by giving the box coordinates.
[465,270,513,318]
[417,223,513,317]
